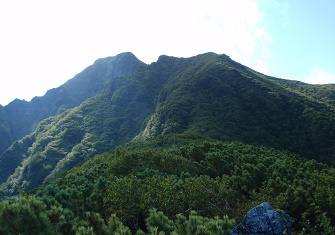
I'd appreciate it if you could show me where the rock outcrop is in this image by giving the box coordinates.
[232,202,292,235]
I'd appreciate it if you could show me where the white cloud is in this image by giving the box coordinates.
[305,62,335,84]
[185,0,272,73]
[0,0,272,105]
[283,63,335,85]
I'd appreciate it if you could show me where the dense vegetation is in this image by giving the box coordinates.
[269,77,335,107]
[0,105,11,154]
[0,70,158,195]
[0,134,334,234]
[0,52,145,154]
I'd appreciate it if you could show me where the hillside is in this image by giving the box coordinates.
[0,134,334,234]
[136,54,335,164]
[0,105,11,153]
[0,52,144,154]
[0,52,335,197]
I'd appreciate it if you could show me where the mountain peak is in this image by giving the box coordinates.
[156,52,219,63]
[111,52,141,63]
[116,51,138,59]
[156,54,178,63]
[93,52,142,65]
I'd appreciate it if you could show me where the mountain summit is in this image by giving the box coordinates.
[0,52,144,154]
[0,52,334,195]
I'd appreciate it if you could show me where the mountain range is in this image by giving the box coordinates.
[0,52,335,196]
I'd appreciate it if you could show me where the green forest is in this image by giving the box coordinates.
[1,134,334,234]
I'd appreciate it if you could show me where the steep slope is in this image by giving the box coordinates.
[0,105,11,154]
[0,52,145,155]
[137,53,335,164]
[0,63,161,193]
[1,52,335,197]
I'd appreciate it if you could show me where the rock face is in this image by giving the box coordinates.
[232,202,292,235]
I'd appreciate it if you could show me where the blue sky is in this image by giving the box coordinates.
[259,0,335,83]
[0,0,334,106]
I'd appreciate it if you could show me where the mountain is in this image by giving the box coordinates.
[0,52,335,196]
[0,52,144,154]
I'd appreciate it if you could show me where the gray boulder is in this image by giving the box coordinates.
[232,202,292,235]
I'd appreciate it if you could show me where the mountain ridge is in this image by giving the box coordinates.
[0,52,144,154]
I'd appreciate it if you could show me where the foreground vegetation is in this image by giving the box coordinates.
[0,134,334,234]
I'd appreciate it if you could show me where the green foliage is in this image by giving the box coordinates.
[2,135,324,234]
[137,53,335,166]
[0,106,12,154]
[145,209,175,234]
[0,195,234,235]
[109,148,201,177]
[0,60,159,195]
[141,209,235,235]
[0,133,35,183]
[299,202,335,234]
[0,196,61,234]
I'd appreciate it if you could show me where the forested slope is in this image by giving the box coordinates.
[0,64,160,193]
[0,105,11,154]
[136,53,335,164]
[0,52,144,154]
[0,134,334,234]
